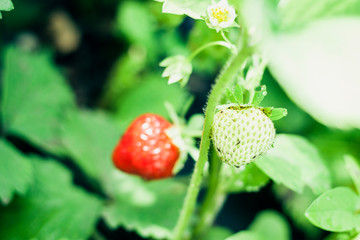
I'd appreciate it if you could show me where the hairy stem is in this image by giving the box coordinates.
[193,147,226,237]
[188,41,234,61]
[172,40,251,240]
[220,30,237,53]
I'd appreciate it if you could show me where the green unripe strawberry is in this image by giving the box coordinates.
[211,106,275,167]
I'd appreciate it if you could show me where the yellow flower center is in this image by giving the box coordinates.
[211,7,229,23]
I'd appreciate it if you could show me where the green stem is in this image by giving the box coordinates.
[193,147,226,237]
[188,41,234,61]
[220,30,237,54]
[220,30,231,44]
[172,41,251,240]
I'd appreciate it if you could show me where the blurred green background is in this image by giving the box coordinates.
[1,0,360,239]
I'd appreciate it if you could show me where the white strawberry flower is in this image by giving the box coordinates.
[160,55,192,86]
[206,0,237,31]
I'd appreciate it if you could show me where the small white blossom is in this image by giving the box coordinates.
[206,0,237,31]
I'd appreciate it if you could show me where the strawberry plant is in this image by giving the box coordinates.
[0,0,360,240]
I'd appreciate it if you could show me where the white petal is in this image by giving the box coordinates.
[209,17,219,27]
[162,66,173,77]
[218,0,229,8]
[219,21,231,28]
[168,74,183,84]
[207,6,213,16]
[227,7,236,20]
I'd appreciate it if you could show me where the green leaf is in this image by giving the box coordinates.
[117,1,154,42]
[345,155,360,195]
[249,210,291,240]
[324,233,352,240]
[226,210,290,240]
[267,19,360,129]
[116,1,157,59]
[278,0,360,29]
[0,0,13,10]
[221,163,269,193]
[273,185,322,239]
[160,55,193,86]
[0,157,103,239]
[199,226,233,240]
[241,0,360,129]
[255,134,331,194]
[0,140,33,205]
[161,0,212,19]
[0,0,14,18]
[100,49,146,108]
[61,110,120,183]
[305,187,360,232]
[114,75,190,130]
[102,172,187,239]
[226,230,262,240]
[1,46,75,154]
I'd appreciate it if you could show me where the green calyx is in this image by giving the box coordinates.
[222,83,287,121]
[164,102,203,174]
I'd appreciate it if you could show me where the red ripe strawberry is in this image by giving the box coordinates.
[112,113,180,180]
